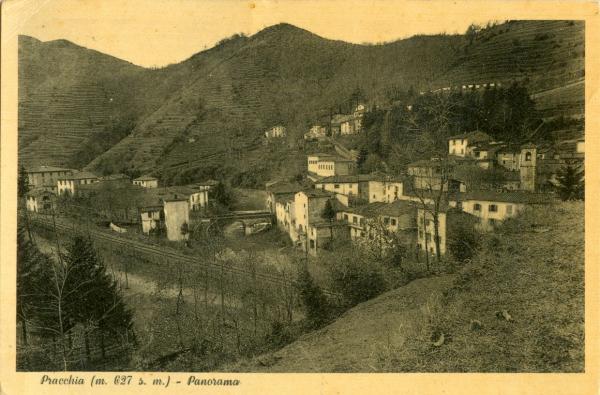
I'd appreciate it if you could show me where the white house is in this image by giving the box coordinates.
[448,131,492,157]
[57,171,99,195]
[307,153,356,178]
[25,165,73,193]
[304,125,327,141]
[133,175,159,188]
[265,125,286,139]
[163,198,190,241]
[26,188,55,213]
[459,190,552,231]
[140,205,163,235]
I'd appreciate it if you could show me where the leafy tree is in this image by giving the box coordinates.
[210,181,235,210]
[447,214,480,262]
[356,147,368,171]
[321,199,336,239]
[328,251,387,307]
[554,166,584,201]
[297,266,330,328]
[18,165,29,198]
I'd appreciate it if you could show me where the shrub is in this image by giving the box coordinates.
[297,267,330,328]
[328,253,387,307]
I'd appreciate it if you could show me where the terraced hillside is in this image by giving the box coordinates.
[431,20,584,120]
[86,24,464,176]
[20,20,585,178]
[18,35,210,168]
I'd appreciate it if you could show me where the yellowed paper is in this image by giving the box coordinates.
[1,0,599,394]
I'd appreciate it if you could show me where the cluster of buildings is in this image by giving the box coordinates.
[419,82,503,95]
[266,125,584,256]
[445,131,584,191]
[23,164,220,242]
[264,125,286,140]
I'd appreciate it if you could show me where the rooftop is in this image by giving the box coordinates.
[317,174,376,184]
[99,173,130,181]
[298,189,334,198]
[134,175,158,181]
[342,200,416,218]
[463,190,553,204]
[26,165,73,174]
[266,181,303,194]
[57,170,98,180]
[448,131,492,142]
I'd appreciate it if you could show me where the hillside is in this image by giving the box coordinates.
[86,24,464,177]
[228,202,584,372]
[19,20,585,179]
[432,20,584,120]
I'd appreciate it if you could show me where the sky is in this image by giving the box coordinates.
[7,0,498,68]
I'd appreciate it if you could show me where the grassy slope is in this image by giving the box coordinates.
[228,202,584,372]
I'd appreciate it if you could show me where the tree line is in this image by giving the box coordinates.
[17,224,134,370]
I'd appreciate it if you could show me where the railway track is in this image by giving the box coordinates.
[28,213,341,298]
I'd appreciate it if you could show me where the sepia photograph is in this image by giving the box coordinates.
[2,0,595,384]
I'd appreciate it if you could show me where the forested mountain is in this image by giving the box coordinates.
[18,20,584,183]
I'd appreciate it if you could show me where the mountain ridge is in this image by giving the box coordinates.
[18,20,584,181]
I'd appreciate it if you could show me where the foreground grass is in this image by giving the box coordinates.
[228,201,584,372]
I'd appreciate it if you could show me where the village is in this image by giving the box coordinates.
[11,14,588,376]
[23,100,584,263]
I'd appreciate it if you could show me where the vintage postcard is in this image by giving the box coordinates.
[1,0,599,394]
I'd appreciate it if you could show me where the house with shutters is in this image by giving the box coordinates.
[57,171,99,195]
[336,200,416,244]
[133,175,159,188]
[306,153,356,179]
[458,190,552,231]
[26,188,56,213]
[448,131,492,157]
[26,165,73,193]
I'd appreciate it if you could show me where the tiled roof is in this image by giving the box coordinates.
[134,175,158,181]
[317,174,375,183]
[267,181,303,194]
[342,200,415,218]
[448,131,492,142]
[99,173,130,181]
[298,189,334,198]
[26,165,73,173]
[57,171,98,180]
[463,190,553,204]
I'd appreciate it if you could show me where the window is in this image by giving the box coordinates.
[359,218,365,226]
[506,205,513,215]
[474,203,482,211]
[489,219,497,226]
[344,214,348,221]
[334,184,340,189]
[489,204,498,212]
[525,152,532,161]
[391,218,397,226]
[310,240,315,249]
[352,216,357,224]
[426,233,432,242]
[383,217,390,225]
